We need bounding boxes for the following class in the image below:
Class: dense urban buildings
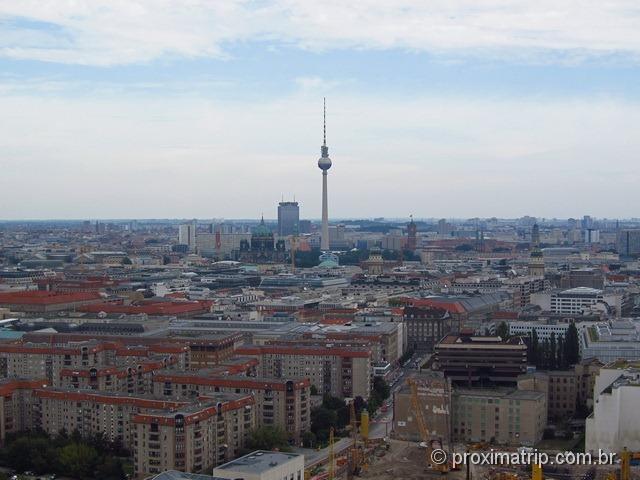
[1,211,640,478]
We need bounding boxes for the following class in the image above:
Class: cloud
[1,1,640,65]
[0,92,639,219]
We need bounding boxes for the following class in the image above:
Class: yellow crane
[350,400,359,476]
[532,462,543,480]
[408,378,449,474]
[329,427,335,480]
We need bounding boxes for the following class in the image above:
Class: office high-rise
[178,220,197,251]
[277,201,299,236]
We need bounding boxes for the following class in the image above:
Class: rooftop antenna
[323,97,327,146]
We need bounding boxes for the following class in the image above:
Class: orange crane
[408,378,449,474]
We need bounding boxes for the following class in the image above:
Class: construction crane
[408,378,449,474]
[348,400,364,477]
[329,427,335,480]
[532,462,543,480]
[290,233,297,274]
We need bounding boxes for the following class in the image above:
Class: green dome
[252,217,273,237]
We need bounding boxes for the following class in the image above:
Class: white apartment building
[531,287,626,317]
[586,361,640,454]
[508,322,570,342]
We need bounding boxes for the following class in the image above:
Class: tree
[496,321,509,340]
[58,442,99,479]
[564,322,580,366]
[302,431,317,448]
[96,457,126,480]
[310,384,319,396]
[557,335,565,369]
[529,329,539,366]
[540,338,550,370]
[246,426,290,451]
[310,407,338,442]
[549,332,557,370]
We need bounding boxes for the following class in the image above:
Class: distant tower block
[318,98,332,252]
[529,223,545,277]
[407,215,417,250]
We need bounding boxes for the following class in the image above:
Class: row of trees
[305,378,391,448]
[0,431,128,480]
[529,322,580,370]
[496,321,581,370]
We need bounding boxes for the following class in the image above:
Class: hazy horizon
[2,2,640,219]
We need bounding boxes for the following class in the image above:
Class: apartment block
[236,345,372,399]
[0,340,187,386]
[151,371,311,443]
[0,379,47,444]
[132,395,254,478]
[31,386,254,478]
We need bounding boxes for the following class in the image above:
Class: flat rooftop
[152,471,226,480]
[215,450,303,474]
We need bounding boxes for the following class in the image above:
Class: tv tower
[318,98,332,251]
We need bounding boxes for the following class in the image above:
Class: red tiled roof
[34,389,187,409]
[0,379,48,396]
[152,373,309,391]
[399,297,466,314]
[0,291,103,305]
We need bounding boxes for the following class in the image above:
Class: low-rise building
[213,451,305,480]
[581,320,640,363]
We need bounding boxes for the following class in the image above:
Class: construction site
[308,374,640,480]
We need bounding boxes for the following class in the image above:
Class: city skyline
[1,2,640,219]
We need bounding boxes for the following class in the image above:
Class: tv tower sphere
[318,98,331,171]
[318,154,332,171]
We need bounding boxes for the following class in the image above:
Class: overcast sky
[1,1,639,220]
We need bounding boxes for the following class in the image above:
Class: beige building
[0,340,187,386]
[132,395,255,478]
[236,344,371,399]
[393,372,452,442]
[0,379,47,444]
[151,371,311,444]
[31,387,254,478]
[213,451,305,480]
[394,378,546,446]
[517,359,602,421]
[451,388,546,446]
